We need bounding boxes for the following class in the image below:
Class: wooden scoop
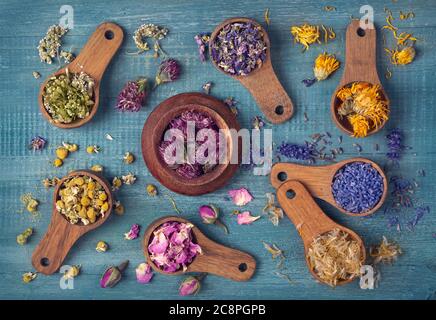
[32,170,113,274]
[38,22,124,129]
[143,216,256,281]
[276,180,366,286]
[271,157,388,216]
[331,20,390,136]
[209,17,294,124]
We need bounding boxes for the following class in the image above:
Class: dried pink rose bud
[228,188,253,206]
[100,260,129,288]
[199,205,228,234]
[179,275,203,296]
[237,211,261,225]
[135,262,153,284]
[124,224,140,240]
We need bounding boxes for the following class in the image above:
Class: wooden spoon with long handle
[38,22,123,129]
[144,216,256,281]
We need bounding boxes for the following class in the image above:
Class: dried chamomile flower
[114,201,125,215]
[123,152,135,164]
[86,145,100,154]
[122,173,136,185]
[146,184,157,196]
[133,24,168,57]
[90,164,104,172]
[37,25,68,64]
[55,146,69,160]
[370,236,402,264]
[62,142,78,152]
[60,50,74,63]
[96,241,108,252]
[17,228,33,245]
[112,177,122,191]
[63,265,81,279]
[22,272,37,283]
[32,71,41,79]
[385,46,415,65]
[29,136,47,151]
[53,158,63,167]
[20,193,39,213]
[43,177,60,188]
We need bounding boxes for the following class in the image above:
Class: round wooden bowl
[141,92,241,196]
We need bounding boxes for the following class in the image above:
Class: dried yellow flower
[20,193,39,213]
[112,177,122,191]
[53,158,63,167]
[55,147,69,160]
[290,24,320,51]
[313,52,340,81]
[96,241,108,252]
[123,152,135,164]
[146,184,158,196]
[42,177,60,188]
[62,142,78,152]
[86,145,100,154]
[23,272,37,283]
[90,164,103,172]
[385,46,415,65]
[348,114,370,138]
[63,265,81,279]
[370,236,402,264]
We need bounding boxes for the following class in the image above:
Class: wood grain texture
[0,0,435,300]
[210,17,294,123]
[38,22,124,129]
[143,216,256,281]
[276,180,366,286]
[270,157,388,216]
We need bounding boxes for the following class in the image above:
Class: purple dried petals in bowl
[331,162,384,214]
[158,109,220,179]
[211,21,267,76]
[148,221,202,273]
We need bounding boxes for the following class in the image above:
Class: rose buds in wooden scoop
[32,170,113,275]
[276,180,366,286]
[209,17,294,124]
[271,157,388,216]
[143,216,256,281]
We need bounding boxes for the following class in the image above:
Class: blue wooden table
[0,0,435,300]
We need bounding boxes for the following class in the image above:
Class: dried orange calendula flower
[385,46,415,65]
[290,24,320,51]
[348,114,370,138]
[370,236,402,264]
[314,52,340,81]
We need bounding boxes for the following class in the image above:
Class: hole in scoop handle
[193,242,256,281]
[31,212,84,275]
[239,62,293,124]
[67,22,124,81]
[276,180,337,247]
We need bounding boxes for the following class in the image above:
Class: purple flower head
[155,59,181,86]
[29,136,47,151]
[115,79,147,112]
[194,33,210,62]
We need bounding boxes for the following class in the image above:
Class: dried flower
[291,23,335,51]
[277,142,315,162]
[43,70,94,124]
[136,263,153,284]
[121,173,136,185]
[17,228,33,245]
[20,193,39,214]
[194,33,210,62]
[408,206,429,230]
[370,236,402,264]
[22,272,37,283]
[146,184,158,196]
[324,6,336,11]
[114,201,125,215]
[100,260,129,288]
[383,8,417,47]
[211,21,267,76]
[263,193,284,226]
[42,177,60,188]
[124,224,140,240]
[348,114,370,138]
[304,52,340,86]
[228,188,253,206]
[55,147,69,160]
[90,164,103,172]
[112,177,122,191]
[386,128,404,163]
[62,142,78,152]
[332,162,384,214]
[60,50,74,63]
[32,71,41,79]
[237,211,260,225]
[115,79,147,112]
[155,59,180,87]
[307,229,363,287]
[252,116,265,130]
[133,24,168,57]
[386,46,415,65]
[179,275,204,296]
[96,241,108,253]
[37,25,68,64]
[86,145,100,154]
[223,97,238,115]
[202,81,212,94]
[63,265,81,279]
[264,8,270,25]
[29,136,46,151]
[199,204,228,234]
[53,158,63,167]
[148,221,202,273]
[123,152,135,164]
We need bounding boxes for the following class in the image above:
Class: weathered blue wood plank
[0,0,435,300]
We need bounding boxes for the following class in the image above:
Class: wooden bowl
[143,216,256,281]
[32,170,113,274]
[209,17,294,124]
[141,92,241,196]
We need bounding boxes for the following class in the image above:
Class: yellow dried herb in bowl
[306,229,363,287]
[56,175,109,225]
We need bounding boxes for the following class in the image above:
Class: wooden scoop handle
[276,180,338,248]
[239,60,294,124]
[340,20,380,86]
[31,212,85,275]
[66,22,124,81]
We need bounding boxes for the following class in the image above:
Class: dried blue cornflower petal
[115,79,147,112]
[194,33,210,62]
[331,162,384,214]
[211,22,267,76]
[155,59,181,87]
[386,128,405,163]
[302,78,317,87]
[407,206,429,229]
[29,136,47,151]
[390,176,414,208]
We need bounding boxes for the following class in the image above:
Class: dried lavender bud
[332,162,384,214]
[115,79,147,112]
[211,21,267,76]
[155,59,180,86]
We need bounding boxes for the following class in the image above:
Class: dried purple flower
[155,59,180,87]
[194,33,210,62]
[277,142,315,162]
[407,206,429,229]
[390,176,414,208]
[115,79,147,112]
[386,128,404,163]
[124,224,140,240]
[223,97,238,115]
[29,136,47,151]
[302,78,316,87]
[332,162,384,214]
[202,81,212,94]
[211,22,267,76]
